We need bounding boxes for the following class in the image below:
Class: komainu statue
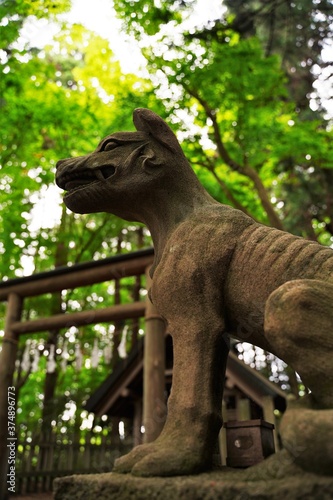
[56,109,333,478]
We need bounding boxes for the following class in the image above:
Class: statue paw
[113,435,212,477]
[113,443,156,474]
[131,446,210,477]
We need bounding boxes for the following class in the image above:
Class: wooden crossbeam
[11,301,146,335]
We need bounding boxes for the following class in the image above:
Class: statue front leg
[114,316,229,476]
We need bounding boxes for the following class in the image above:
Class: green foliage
[113,0,187,37]
[0,20,153,279]
[1,7,154,445]
[0,0,71,50]
[114,0,333,239]
[224,0,333,112]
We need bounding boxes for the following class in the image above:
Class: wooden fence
[15,431,132,494]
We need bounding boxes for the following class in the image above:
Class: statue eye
[102,141,119,152]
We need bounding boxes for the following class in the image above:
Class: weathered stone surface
[280,405,333,476]
[54,467,333,500]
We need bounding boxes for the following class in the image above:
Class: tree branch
[196,160,257,220]
[185,87,284,229]
[186,87,243,172]
[242,165,284,230]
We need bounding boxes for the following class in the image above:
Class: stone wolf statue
[56,109,333,478]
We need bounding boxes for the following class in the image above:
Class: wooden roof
[86,335,286,418]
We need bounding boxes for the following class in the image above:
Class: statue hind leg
[264,279,333,476]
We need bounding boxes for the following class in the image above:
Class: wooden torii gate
[0,248,166,499]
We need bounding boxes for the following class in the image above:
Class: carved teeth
[93,166,116,181]
[95,169,105,181]
[57,165,115,191]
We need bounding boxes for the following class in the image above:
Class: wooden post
[219,399,228,465]
[262,395,279,450]
[237,398,251,421]
[143,267,166,444]
[133,399,142,447]
[0,293,22,500]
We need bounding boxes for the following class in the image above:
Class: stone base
[54,463,333,500]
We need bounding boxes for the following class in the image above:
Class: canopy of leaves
[114,0,333,239]
[1,2,155,444]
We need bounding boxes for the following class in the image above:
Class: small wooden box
[224,419,275,468]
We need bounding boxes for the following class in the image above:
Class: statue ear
[141,146,163,169]
[133,108,182,154]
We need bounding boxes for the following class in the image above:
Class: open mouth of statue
[58,165,116,192]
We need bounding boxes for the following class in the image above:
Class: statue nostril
[56,158,73,170]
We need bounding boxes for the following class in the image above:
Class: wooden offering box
[224,419,275,468]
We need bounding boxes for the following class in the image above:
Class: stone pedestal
[54,459,333,500]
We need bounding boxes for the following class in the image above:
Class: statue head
[55,109,189,220]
